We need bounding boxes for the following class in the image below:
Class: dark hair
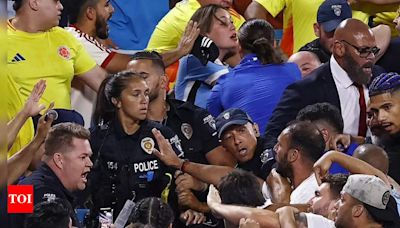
[321,174,348,199]
[369,72,400,97]
[131,51,166,73]
[190,4,227,34]
[128,197,174,228]
[13,0,24,12]
[218,169,265,207]
[238,19,284,64]
[296,102,344,133]
[25,198,73,228]
[45,123,90,156]
[93,71,145,125]
[67,0,98,24]
[286,121,325,163]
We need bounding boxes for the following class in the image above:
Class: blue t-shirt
[108,0,169,50]
[207,54,301,133]
[329,143,358,174]
[175,55,229,108]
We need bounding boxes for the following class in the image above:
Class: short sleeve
[159,126,185,158]
[71,37,97,76]
[196,111,220,154]
[255,0,286,17]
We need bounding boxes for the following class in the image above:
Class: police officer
[10,122,93,228]
[89,71,184,221]
[152,108,276,186]
[127,51,236,167]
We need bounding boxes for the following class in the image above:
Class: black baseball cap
[215,108,253,138]
[317,0,352,32]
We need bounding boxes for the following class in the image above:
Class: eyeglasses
[341,40,380,58]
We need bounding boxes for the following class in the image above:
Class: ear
[313,23,320,37]
[160,74,168,90]
[288,148,299,163]
[85,6,96,21]
[53,153,64,169]
[319,128,330,144]
[333,40,345,57]
[252,123,260,137]
[111,97,121,108]
[29,0,39,11]
[352,204,364,218]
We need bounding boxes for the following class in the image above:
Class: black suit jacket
[263,62,341,148]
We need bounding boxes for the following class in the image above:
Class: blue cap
[215,108,253,138]
[317,0,352,32]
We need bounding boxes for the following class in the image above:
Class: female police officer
[88,71,184,221]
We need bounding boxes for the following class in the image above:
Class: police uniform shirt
[237,137,276,180]
[89,119,184,216]
[166,98,219,164]
[299,38,331,63]
[10,163,81,228]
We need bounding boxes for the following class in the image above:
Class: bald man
[264,18,381,149]
[288,51,321,77]
[353,144,389,175]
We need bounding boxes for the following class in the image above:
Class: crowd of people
[3,0,400,227]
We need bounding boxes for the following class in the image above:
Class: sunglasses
[341,40,380,58]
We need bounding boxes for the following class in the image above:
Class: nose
[58,0,64,11]
[232,134,241,145]
[377,110,388,122]
[87,158,93,168]
[333,199,340,210]
[109,4,115,14]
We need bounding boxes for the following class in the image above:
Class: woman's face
[206,9,238,51]
[114,78,149,121]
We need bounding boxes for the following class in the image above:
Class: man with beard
[206,174,348,227]
[264,18,379,150]
[152,116,325,205]
[367,72,400,183]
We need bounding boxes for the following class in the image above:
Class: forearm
[371,24,391,62]
[161,48,186,67]
[7,110,30,150]
[328,151,390,184]
[7,137,42,184]
[209,203,280,228]
[183,161,234,186]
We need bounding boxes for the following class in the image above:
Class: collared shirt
[330,56,369,136]
[165,98,219,164]
[207,54,301,133]
[89,119,183,216]
[10,163,80,228]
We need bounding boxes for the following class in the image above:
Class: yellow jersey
[147,0,245,53]
[7,20,96,156]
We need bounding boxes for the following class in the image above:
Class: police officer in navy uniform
[127,51,236,167]
[127,51,236,227]
[10,122,93,228]
[89,71,184,222]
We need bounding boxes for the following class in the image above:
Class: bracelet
[180,159,189,172]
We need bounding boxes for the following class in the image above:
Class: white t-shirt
[305,213,336,228]
[261,173,319,205]
[65,27,115,128]
[290,173,319,204]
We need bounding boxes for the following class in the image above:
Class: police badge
[141,137,155,154]
[181,123,193,140]
[332,5,342,17]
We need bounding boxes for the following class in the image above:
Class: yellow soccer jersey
[7,21,96,156]
[257,0,325,54]
[147,0,245,53]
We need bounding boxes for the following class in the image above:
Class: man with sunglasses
[264,18,380,151]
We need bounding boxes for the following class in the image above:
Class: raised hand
[23,80,47,117]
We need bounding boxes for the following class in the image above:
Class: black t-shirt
[299,38,331,63]
[237,137,276,180]
[10,163,80,228]
[379,134,400,183]
[89,119,183,216]
[166,98,220,164]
